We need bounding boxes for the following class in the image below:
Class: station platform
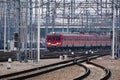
[0,58,66,76]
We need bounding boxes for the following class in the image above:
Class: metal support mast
[29,0,33,60]
[24,0,29,62]
[46,0,50,34]
[62,0,65,32]
[37,0,41,62]
[51,0,56,32]
[118,0,120,58]
[4,1,7,52]
[112,0,115,59]
[15,0,21,61]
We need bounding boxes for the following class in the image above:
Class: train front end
[46,32,62,51]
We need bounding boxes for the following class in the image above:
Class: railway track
[73,54,111,80]
[73,63,90,80]
[75,62,111,80]
[0,54,111,80]
[86,61,111,80]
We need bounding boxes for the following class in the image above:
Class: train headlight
[56,42,61,45]
[47,42,51,45]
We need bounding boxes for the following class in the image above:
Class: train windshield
[47,36,60,42]
[56,36,60,41]
[47,37,52,41]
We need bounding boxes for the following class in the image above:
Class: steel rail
[73,54,110,80]
[0,53,109,80]
[87,61,111,80]
[73,63,90,80]
[0,56,87,79]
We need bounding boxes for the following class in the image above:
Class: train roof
[47,32,110,37]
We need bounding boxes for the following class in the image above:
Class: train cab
[46,32,62,47]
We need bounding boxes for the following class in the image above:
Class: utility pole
[15,0,21,61]
[118,0,120,58]
[37,0,41,62]
[30,0,33,60]
[112,0,115,59]
[24,0,29,62]
[67,5,70,32]
[62,0,65,32]
[46,0,50,35]
[4,2,6,52]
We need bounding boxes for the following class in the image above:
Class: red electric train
[46,32,111,51]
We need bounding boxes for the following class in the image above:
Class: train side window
[77,37,79,41]
[68,36,70,41]
[65,37,67,40]
[62,37,64,41]
[81,37,83,41]
[66,37,68,41]
[76,36,78,41]
[71,37,72,41]
[102,38,104,41]
[79,37,81,40]
[86,37,88,41]
[64,37,66,41]
[94,37,96,41]
[78,37,80,40]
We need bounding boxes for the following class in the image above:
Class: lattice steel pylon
[40,0,114,32]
